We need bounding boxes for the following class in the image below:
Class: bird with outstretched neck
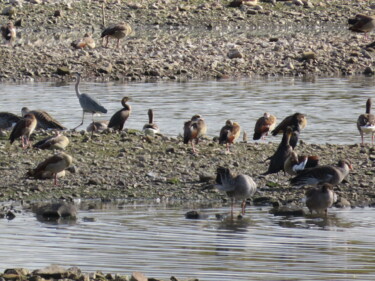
[357,98,375,146]
[108,96,131,131]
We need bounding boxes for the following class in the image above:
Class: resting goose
[305,183,337,216]
[27,152,73,185]
[33,131,69,150]
[263,126,293,175]
[215,167,257,216]
[183,114,207,154]
[21,107,66,130]
[9,113,37,148]
[290,159,352,187]
[0,112,21,130]
[101,22,132,48]
[253,112,277,141]
[357,98,375,146]
[142,109,159,135]
[108,97,131,131]
[348,14,375,39]
[284,151,319,176]
[219,120,241,153]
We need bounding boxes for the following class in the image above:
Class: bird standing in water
[305,183,337,216]
[183,114,207,154]
[73,72,107,130]
[9,113,37,149]
[219,120,241,153]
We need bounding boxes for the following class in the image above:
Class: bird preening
[183,114,207,154]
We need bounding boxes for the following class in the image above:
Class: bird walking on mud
[218,120,241,153]
[108,96,131,131]
[357,98,375,146]
[253,112,277,141]
[73,72,107,130]
[9,113,37,149]
[305,183,337,216]
[183,114,207,155]
[101,22,132,48]
[215,167,257,217]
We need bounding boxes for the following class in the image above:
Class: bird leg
[73,111,85,130]
[53,173,58,186]
[191,141,198,155]
[230,198,234,219]
[226,143,230,154]
[360,131,364,146]
[117,38,120,48]
[372,132,374,146]
[241,200,247,215]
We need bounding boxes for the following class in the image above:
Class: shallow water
[1,201,375,280]
[1,76,375,144]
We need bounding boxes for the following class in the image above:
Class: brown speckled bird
[253,112,277,141]
[219,120,241,153]
[183,114,207,154]
[357,98,375,146]
[21,107,66,130]
[9,113,37,149]
[101,22,132,48]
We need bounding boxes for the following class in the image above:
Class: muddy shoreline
[0,0,375,82]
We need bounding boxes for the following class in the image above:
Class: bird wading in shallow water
[215,167,257,217]
[253,112,277,141]
[357,98,375,146]
[27,152,73,186]
[183,114,207,155]
[305,183,337,216]
[219,120,241,153]
[108,96,131,131]
[290,159,353,187]
[73,72,107,130]
[9,113,37,149]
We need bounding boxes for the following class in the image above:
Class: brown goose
[305,183,337,216]
[271,112,306,136]
[284,151,319,176]
[253,112,277,141]
[101,22,132,48]
[27,152,73,186]
[0,112,21,130]
[71,33,96,49]
[263,126,293,175]
[9,113,37,148]
[215,167,257,216]
[33,131,69,150]
[357,98,375,146]
[183,114,207,154]
[290,159,352,187]
[349,14,375,39]
[142,109,159,135]
[219,120,241,153]
[21,107,66,130]
[1,21,16,43]
[108,97,131,131]
[87,120,109,132]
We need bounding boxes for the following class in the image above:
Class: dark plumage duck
[183,114,207,154]
[142,109,159,135]
[263,126,293,175]
[215,167,257,216]
[357,98,375,146]
[9,113,37,148]
[27,152,73,186]
[33,132,69,150]
[253,112,277,141]
[284,151,319,176]
[101,22,132,48]
[271,112,306,136]
[348,14,375,39]
[290,159,352,187]
[0,112,21,130]
[1,21,16,43]
[21,107,66,131]
[108,97,131,131]
[219,120,241,153]
[305,183,337,216]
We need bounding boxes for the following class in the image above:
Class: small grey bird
[305,183,337,216]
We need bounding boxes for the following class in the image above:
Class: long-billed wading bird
[253,112,277,141]
[101,22,132,48]
[219,120,241,153]
[215,167,257,217]
[305,183,337,216]
[290,159,353,187]
[142,109,159,135]
[27,152,73,186]
[73,72,107,130]
[9,113,37,149]
[357,98,375,146]
[183,114,207,155]
[108,96,131,131]
[21,107,66,130]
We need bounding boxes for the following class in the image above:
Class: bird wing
[290,166,335,186]
[271,115,293,136]
[31,110,66,130]
[79,93,107,114]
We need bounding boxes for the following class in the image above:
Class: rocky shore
[0,0,375,81]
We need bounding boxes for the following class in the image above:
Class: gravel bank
[0,0,375,81]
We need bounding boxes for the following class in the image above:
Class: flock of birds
[0,12,375,217]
